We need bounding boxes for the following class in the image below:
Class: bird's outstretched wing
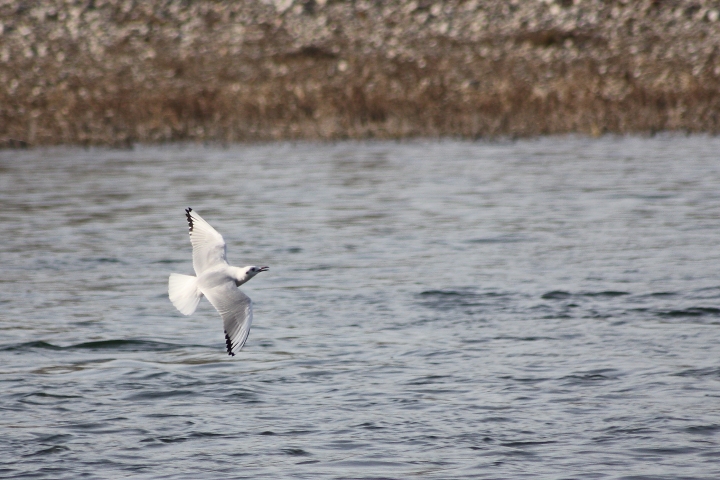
[203,281,254,356]
[185,208,228,275]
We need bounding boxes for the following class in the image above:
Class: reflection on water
[2,136,720,478]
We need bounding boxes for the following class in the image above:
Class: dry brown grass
[2,0,720,147]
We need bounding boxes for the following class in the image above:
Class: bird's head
[245,265,269,278]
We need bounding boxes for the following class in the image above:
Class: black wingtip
[185,208,193,232]
[224,331,235,356]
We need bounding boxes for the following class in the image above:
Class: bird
[168,208,268,356]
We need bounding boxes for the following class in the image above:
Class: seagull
[168,208,268,356]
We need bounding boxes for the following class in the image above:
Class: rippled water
[2,136,720,479]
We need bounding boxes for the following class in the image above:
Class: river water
[2,136,720,479]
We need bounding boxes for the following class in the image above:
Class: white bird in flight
[168,208,268,356]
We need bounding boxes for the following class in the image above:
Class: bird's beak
[258,266,269,272]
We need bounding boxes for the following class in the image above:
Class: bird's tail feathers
[168,273,202,315]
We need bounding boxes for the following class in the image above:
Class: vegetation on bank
[2,0,720,147]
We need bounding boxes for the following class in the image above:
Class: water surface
[2,136,720,478]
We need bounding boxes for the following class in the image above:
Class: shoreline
[3,131,712,153]
[2,0,720,147]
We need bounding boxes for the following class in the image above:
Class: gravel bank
[2,0,720,146]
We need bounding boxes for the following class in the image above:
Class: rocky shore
[2,0,720,147]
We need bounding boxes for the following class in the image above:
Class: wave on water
[0,341,63,351]
[417,289,510,310]
[674,367,720,378]
[639,306,720,325]
[153,258,186,264]
[465,234,532,244]
[80,257,125,264]
[23,445,71,457]
[0,339,185,353]
[657,307,720,318]
[541,290,630,300]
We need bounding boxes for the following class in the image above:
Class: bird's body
[169,208,267,356]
